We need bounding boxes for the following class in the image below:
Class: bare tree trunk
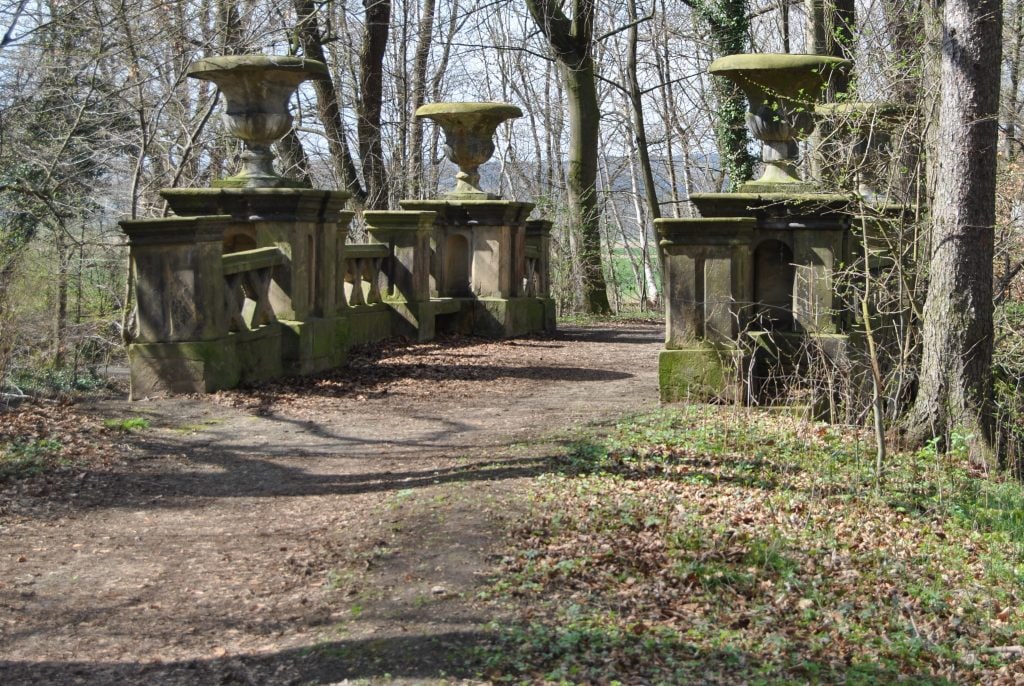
[1004,1,1024,160]
[906,0,1002,466]
[805,0,855,94]
[358,0,391,209]
[293,0,365,200]
[525,0,611,314]
[408,0,436,199]
[626,0,660,224]
[806,0,855,182]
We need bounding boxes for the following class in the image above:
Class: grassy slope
[479,406,1024,685]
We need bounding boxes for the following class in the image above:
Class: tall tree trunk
[805,0,855,93]
[293,0,365,200]
[806,0,855,182]
[525,0,611,314]
[358,0,391,209]
[1004,1,1024,160]
[626,0,660,223]
[906,0,1002,465]
[408,0,436,199]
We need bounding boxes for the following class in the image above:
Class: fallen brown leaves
[212,333,587,419]
[0,401,130,516]
[484,407,1024,684]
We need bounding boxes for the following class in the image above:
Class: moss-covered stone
[128,339,241,399]
[279,317,349,375]
[212,175,310,189]
[345,304,395,346]
[232,325,283,385]
[658,346,740,404]
[471,297,549,338]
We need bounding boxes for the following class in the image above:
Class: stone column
[364,210,436,304]
[655,217,755,402]
[119,215,236,397]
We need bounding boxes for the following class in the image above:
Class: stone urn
[709,53,851,187]
[188,55,329,188]
[416,102,523,199]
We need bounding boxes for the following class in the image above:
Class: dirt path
[0,323,662,685]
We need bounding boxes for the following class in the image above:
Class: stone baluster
[364,211,435,304]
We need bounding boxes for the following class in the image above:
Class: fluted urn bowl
[709,53,851,186]
[188,55,329,188]
[416,102,523,198]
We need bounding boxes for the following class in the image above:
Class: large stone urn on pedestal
[401,102,555,337]
[709,53,849,192]
[121,55,354,398]
[658,54,858,416]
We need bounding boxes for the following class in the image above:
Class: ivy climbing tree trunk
[525,0,611,314]
[685,0,756,190]
[905,0,1002,465]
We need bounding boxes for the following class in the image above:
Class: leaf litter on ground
[479,406,1024,685]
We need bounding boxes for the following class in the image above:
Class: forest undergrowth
[479,406,1024,685]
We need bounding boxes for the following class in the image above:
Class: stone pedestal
[655,217,754,402]
[162,187,353,374]
[365,210,446,340]
[656,194,857,406]
[120,215,240,398]
[399,198,550,337]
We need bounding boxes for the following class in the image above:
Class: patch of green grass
[102,417,150,432]
[10,365,109,395]
[172,418,224,434]
[557,308,664,327]
[0,438,64,478]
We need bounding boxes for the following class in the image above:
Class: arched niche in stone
[224,228,257,254]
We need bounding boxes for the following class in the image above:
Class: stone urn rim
[415,101,523,120]
[187,54,330,81]
[814,101,912,124]
[709,53,851,80]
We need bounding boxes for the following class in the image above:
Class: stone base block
[469,297,553,338]
[129,340,239,399]
[387,298,464,341]
[128,326,284,399]
[280,317,348,375]
[234,326,283,386]
[658,345,741,404]
[346,304,395,346]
